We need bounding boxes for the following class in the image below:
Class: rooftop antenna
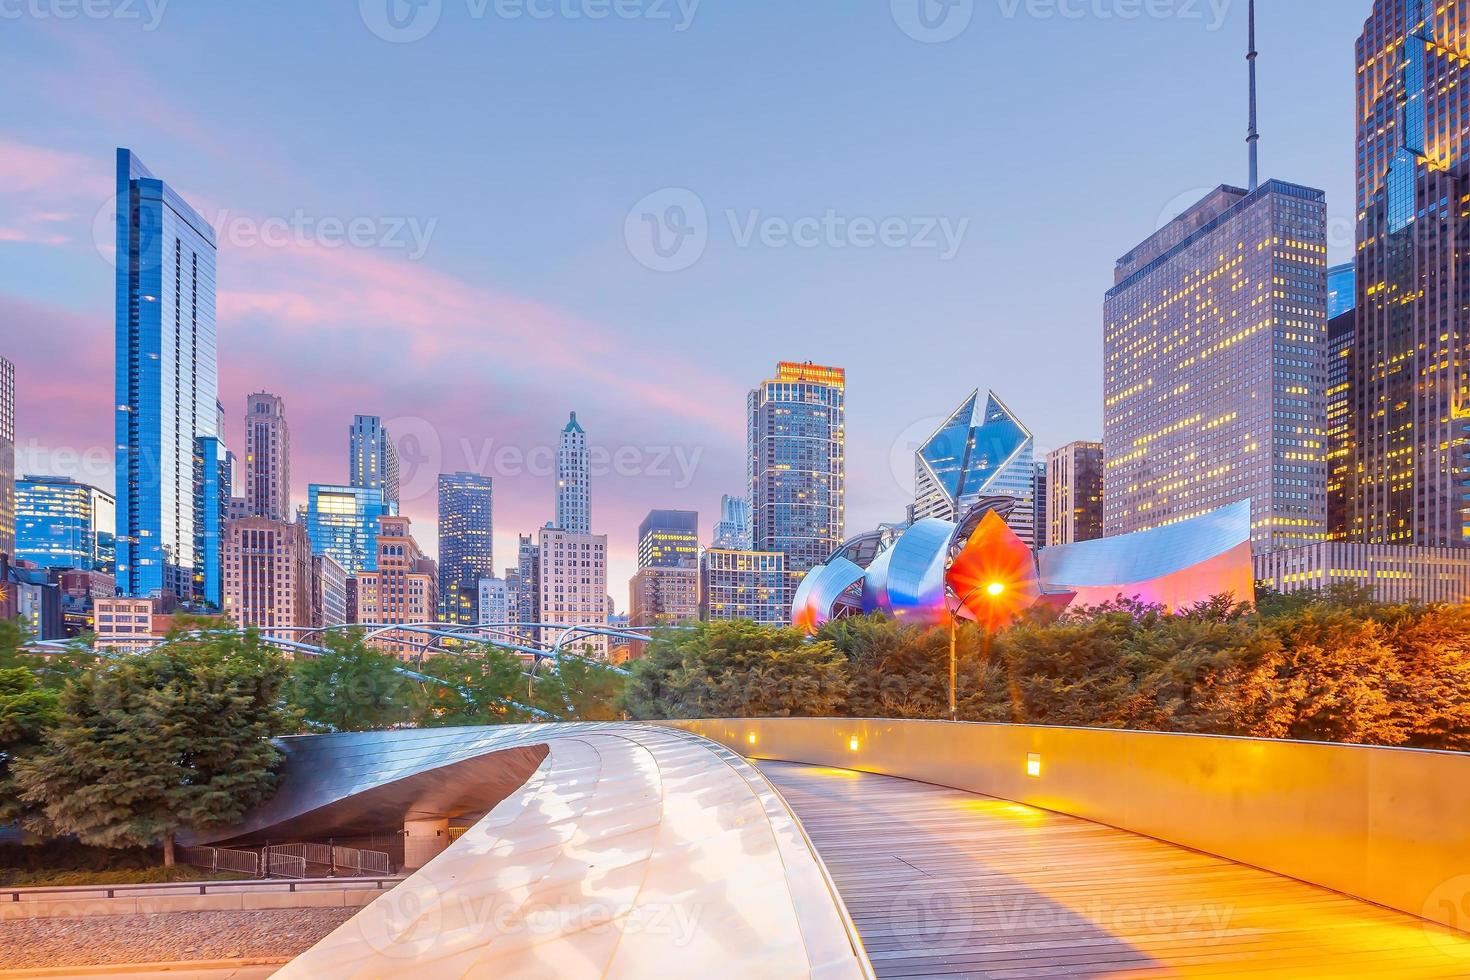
[1247,0,1260,190]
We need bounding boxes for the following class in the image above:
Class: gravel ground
[0,908,358,969]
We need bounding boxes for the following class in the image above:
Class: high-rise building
[556,412,590,534]
[306,484,389,575]
[637,510,699,569]
[1104,182,1328,552]
[437,472,494,622]
[15,476,115,572]
[0,356,13,558]
[913,390,1038,547]
[1327,262,1356,321]
[222,517,312,639]
[312,553,348,628]
[629,567,700,628]
[114,149,219,600]
[1046,442,1105,547]
[699,549,787,625]
[1031,461,1048,552]
[507,534,540,640]
[748,362,845,608]
[349,416,399,511]
[537,526,607,656]
[194,435,230,608]
[354,515,438,659]
[477,577,509,627]
[1351,2,1470,546]
[711,494,752,550]
[1255,542,1470,605]
[244,393,290,521]
[1326,304,1357,541]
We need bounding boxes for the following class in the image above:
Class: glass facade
[711,494,752,550]
[437,471,494,622]
[15,476,115,572]
[1104,181,1328,554]
[307,484,388,576]
[637,509,699,569]
[114,148,218,599]
[0,357,13,559]
[1327,262,1356,321]
[349,416,400,511]
[700,549,787,625]
[913,390,1038,547]
[748,362,845,617]
[194,436,229,608]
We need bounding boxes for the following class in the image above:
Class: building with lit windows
[1103,181,1329,553]
[1351,2,1470,546]
[505,534,540,641]
[637,510,698,569]
[477,577,509,627]
[349,416,399,512]
[437,472,494,623]
[222,517,313,638]
[15,476,115,572]
[0,356,13,559]
[306,484,389,576]
[114,149,219,600]
[354,515,438,659]
[1046,442,1104,547]
[537,526,608,656]
[244,393,291,521]
[913,390,1038,548]
[1326,304,1356,541]
[1255,543,1470,605]
[748,362,845,615]
[629,567,700,628]
[700,548,788,625]
[556,413,590,535]
[711,494,752,550]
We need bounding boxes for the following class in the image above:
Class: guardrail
[2,876,400,903]
[180,845,260,877]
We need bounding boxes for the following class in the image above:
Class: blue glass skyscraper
[307,484,388,576]
[114,149,218,599]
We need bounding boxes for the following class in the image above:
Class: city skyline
[0,3,1367,597]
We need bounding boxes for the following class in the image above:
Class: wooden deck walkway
[758,761,1470,980]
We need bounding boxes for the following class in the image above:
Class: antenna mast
[1247,0,1260,190]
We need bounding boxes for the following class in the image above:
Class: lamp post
[947,581,1005,722]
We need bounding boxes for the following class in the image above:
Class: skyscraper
[354,515,438,659]
[748,362,845,605]
[194,434,230,608]
[637,510,699,569]
[1326,287,1357,541]
[1046,442,1104,547]
[538,525,608,655]
[1103,182,1328,552]
[14,476,115,571]
[349,415,399,512]
[222,517,313,639]
[700,548,787,625]
[437,472,494,622]
[556,412,590,534]
[1327,262,1356,321]
[0,356,13,559]
[913,390,1038,547]
[114,149,219,599]
[244,393,290,521]
[711,494,752,550]
[629,510,700,628]
[306,484,389,575]
[1351,1,1470,546]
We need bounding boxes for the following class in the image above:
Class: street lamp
[947,581,1005,722]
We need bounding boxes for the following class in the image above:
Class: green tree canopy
[14,626,287,865]
[415,647,537,727]
[286,629,419,733]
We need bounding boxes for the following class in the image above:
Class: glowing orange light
[747,732,757,746]
[946,512,1043,632]
[1027,753,1042,777]
[986,582,1006,597]
[848,736,860,752]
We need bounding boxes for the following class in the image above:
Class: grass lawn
[0,866,254,888]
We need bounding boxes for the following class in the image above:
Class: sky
[0,0,1367,607]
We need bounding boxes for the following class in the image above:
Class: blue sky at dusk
[1,0,1365,603]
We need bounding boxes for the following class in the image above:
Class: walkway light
[1027,753,1042,777]
[849,736,860,752]
[747,732,757,746]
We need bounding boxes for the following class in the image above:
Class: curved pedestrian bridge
[203,721,1470,978]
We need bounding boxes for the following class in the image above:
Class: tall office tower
[638,510,699,569]
[537,526,608,656]
[1326,296,1357,541]
[114,150,218,600]
[222,517,312,639]
[437,472,494,622]
[711,494,752,549]
[556,412,591,533]
[0,356,13,558]
[508,534,540,638]
[244,393,290,521]
[699,549,787,625]
[15,477,115,571]
[1031,462,1048,552]
[1353,1,1470,545]
[748,362,846,603]
[349,415,400,512]
[1046,442,1105,547]
[477,577,509,627]
[913,390,1038,547]
[312,553,348,628]
[1327,262,1356,321]
[1104,183,1328,552]
[306,484,389,575]
[354,515,438,659]
[194,435,230,608]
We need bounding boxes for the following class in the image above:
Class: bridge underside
[759,762,1470,979]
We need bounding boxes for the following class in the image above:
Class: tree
[286,629,418,733]
[532,654,627,722]
[0,664,59,825]
[14,626,287,866]
[415,647,535,727]
[621,621,849,720]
